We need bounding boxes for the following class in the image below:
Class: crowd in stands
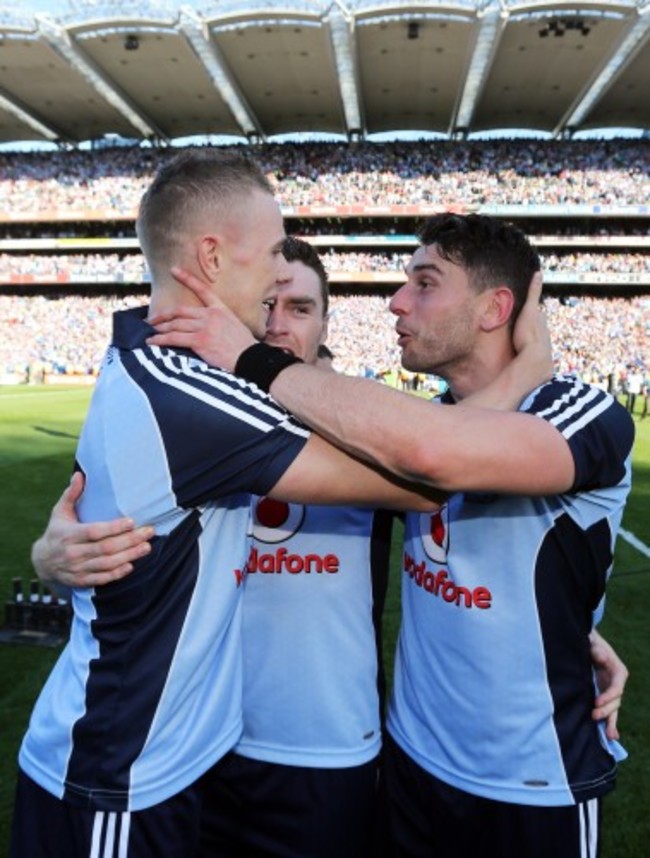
[0,253,147,281]
[321,250,650,276]
[0,138,648,214]
[542,252,649,275]
[0,293,143,379]
[1,249,648,281]
[1,291,647,390]
[0,138,647,393]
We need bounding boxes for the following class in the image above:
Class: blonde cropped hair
[136,149,274,281]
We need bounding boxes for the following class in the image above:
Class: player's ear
[196,234,221,282]
[480,286,514,332]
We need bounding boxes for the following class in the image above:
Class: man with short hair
[149,212,634,858]
[10,152,443,858]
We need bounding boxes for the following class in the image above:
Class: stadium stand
[0,140,647,387]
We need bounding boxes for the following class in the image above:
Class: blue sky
[11,1,69,10]
[9,1,201,11]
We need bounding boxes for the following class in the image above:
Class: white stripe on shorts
[579,798,599,858]
[89,810,132,858]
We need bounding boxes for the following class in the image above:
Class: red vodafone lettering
[403,551,492,609]
[246,547,339,574]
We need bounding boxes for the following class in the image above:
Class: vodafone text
[234,547,340,584]
[403,551,492,609]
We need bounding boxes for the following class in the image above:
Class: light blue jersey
[19,306,309,812]
[387,375,634,807]
[235,500,393,767]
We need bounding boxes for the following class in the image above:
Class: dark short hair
[417,213,540,323]
[281,236,329,317]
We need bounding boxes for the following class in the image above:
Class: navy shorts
[383,734,602,858]
[10,768,204,858]
[197,751,382,858]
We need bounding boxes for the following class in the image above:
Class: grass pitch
[0,385,648,856]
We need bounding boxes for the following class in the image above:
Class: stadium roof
[0,0,648,146]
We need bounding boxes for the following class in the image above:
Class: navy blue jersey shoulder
[112,306,310,504]
[523,375,634,492]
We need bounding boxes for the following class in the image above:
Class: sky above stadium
[4,0,644,148]
[13,1,89,9]
[8,1,211,12]
[12,1,201,10]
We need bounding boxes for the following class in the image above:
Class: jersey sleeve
[123,344,311,507]
[524,375,635,493]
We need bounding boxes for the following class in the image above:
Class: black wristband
[235,342,304,392]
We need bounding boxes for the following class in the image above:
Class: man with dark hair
[417,214,539,323]
[280,234,330,315]
[198,237,394,857]
[147,211,634,858]
[316,342,335,367]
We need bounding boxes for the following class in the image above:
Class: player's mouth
[266,339,295,357]
[395,327,412,348]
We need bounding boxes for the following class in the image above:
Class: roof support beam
[452,4,506,134]
[35,14,164,140]
[327,3,362,135]
[178,7,261,138]
[557,7,650,134]
[0,89,62,141]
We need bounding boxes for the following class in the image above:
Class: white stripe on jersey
[133,347,308,437]
[531,375,585,419]
[561,394,612,441]
[579,798,599,858]
[166,350,302,423]
[533,377,611,440]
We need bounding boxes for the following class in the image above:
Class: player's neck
[447,342,514,402]
[148,280,203,319]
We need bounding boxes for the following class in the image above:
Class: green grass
[0,386,91,850]
[0,385,648,855]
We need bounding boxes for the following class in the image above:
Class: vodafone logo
[405,505,491,609]
[252,497,305,544]
[244,497,340,576]
[418,507,450,564]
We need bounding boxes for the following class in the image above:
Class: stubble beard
[400,333,449,376]
[401,329,473,380]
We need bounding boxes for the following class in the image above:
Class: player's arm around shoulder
[146,266,615,500]
[266,432,444,512]
[269,365,576,497]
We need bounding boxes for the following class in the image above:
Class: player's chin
[400,351,420,372]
